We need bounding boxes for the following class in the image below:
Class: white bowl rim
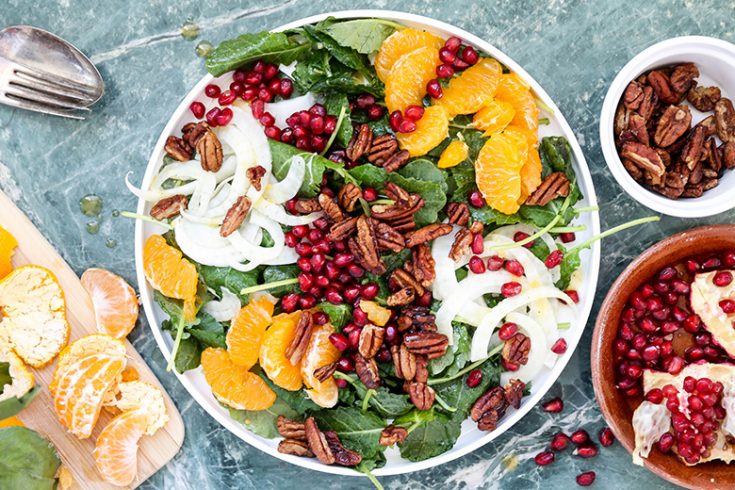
[134,9,602,477]
[599,35,735,219]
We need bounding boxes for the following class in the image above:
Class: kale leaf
[318,18,396,54]
[228,398,298,439]
[206,32,310,77]
[269,140,328,197]
[0,426,60,490]
[197,265,258,301]
[395,408,462,462]
[314,406,385,459]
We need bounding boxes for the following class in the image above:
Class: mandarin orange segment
[201,347,276,410]
[434,58,502,115]
[474,99,516,135]
[81,268,139,339]
[438,140,470,169]
[375,28,444,82]
[495,73,539,139]
[301,324,340,408]
[475,133,525,215]
[395,105,449,157]
[0,416,24,428]
[0,225,17,279]
[519,149,544,202]
[143,235,198,320]
[226,296,275,368]
[385,46,440,114]
[93,409,149,487]
[259,312,303,391]
[51,334,127,395]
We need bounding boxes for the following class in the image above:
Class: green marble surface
[0,1,732,488]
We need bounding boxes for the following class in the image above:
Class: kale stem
[549,225,587,233]
[166,313,186,372]
[573,205,599,214]
[433,392,457,412]
[320,104,347,157]
[362,389,376,411]
[535,98,555,115]
[370,199,395,206]
[568,216,660,255]
[427,343,504,386]
[240,278,298,295]
[119,211,174,230]
[359,466,385,490]
[449,123,474,130]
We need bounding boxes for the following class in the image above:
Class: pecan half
[324,431,362,467]
[358,324,385,359]
[355,354,381,389]
[346,124,373,161]
[654,105,692,147]
[337,183,361,213]
[669,63,699,94]
[351,216,385,275]
[622,113,649,146]
[374,221,406,252]
[314,362,337,383]
[387,287,415,307]
[397,305,435,332]
[197,129,224,172]
[383,182,410,204]
[285,312,314,366]
[682,183,703,198]
[408,382,435,410]
[620,141,666,182]
[150,194,188,220]
[688,86,721,112]
[318,193,345,222]
[446,202,470,226]
[623,81,644,110]
[371,194,424,222]
[383,150,411,173]
[278,439,314,458]
[704,137,723,173]
[622,159,643,180]
[379,426,408,446]
[165,135,192,161]
[703,177,719,191]
[647,70,678,104]
[502,333,530,366]
[615,105,630,137]
[293,198,321,214]
[182,122,209,148]
[477,406,506,431]
[403,331,449,359]
[220,196,251,237]
[415,355,428,383]
[471,386,507,422]
[391,344,417,380]
[697,115,717,138]
[525,172,570,206]
[681,125,706,170]
[304,417,335,465]
[714,98,735,143]
[449,228,472,262]
[722,141,735,169]
[637,86,657,121]
[277,416,306,440]
[368,134,399,165]
[246,165,267,191]
[390,268,425,297]
[328,217,357,241]
[689,160,703,185]
[405,223,453,248]
[504,379,526,410]
[390,215,417,232]
[406,244,435,288]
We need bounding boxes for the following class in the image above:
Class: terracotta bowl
[591,224,735,489]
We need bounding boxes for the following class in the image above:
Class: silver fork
[0,57,99,119]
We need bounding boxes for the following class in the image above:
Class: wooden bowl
[591,224,735,489]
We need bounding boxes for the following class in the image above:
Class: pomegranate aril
[308,104,326,117]
[469,256,486,274]
[348,264,365,278]
[337,356,354,373]
[574,444,598,458]
[367,105,384,120]
[534,450,555,466]
[720,299,735,314]
[279,78,294,98]
[714,271,734,287]
[468,190,485,208]
[218,90,237,106]
[310,115,325,134]
[251,99,265,118]
[206,107,222,126]
[686,259,701,273]
[639,317,657,333]
[466,369,482,388]
[355,93,376,109]
[646,388,664,404]
[545,250,564,269]
[598,427,615,447]
[376,348,392,363]
[565,290,580,304]
[426,79,443,98]
[190,101,205,118]
[267,78,281,95]
[439,47,456,64]
[487,255,504,271]
[258,88,273,102]
[550,432,570,451]
[513,231,532,247]
[216,108,233,126]
[498,323,518,341]
[724,251,735,267]
[504,259,525,277]
[259,112,275,127]
[445,36,462,52]
[329,333,349,351]
[242,87,258,101]
[576,471,596,487]
[703,257,722,270]
[398,119,416,133]
[361,283,379,300]
[642,345,660,362]
[551,338,567,354]
[683,314,702,333]
[347,328,361,349]
[542,397,563,413]
[204,84,221,98]
[230,82,244,95]
[559,232,576,243]
[281,293,300,313]
[389,110,403,131]
[404,105,425,121]
[570,429,589,445]
[452,57,469,69]
[264,126,281,140]
[471,233,484,254]
[353,307,368,326]
[461,46,479,64]
[263,64,278,81]
[343,286,361,303]
[501,282,522,297]
[436,63,455,79]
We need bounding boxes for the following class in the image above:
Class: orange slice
[0,225,17,279]
[438,140,469,169]
[51,334,127,395]
[93,409,149,486]
[0,265,69,368]
[143,235,198,322]
[395,105,449,157]
[495,73,539,140]
[475,133,525,215]
[385,46,440,114]
[226,296,275,368]
[375,28,444,82]
[474,99,516,135]
[200,347,276,410]
[434,58,502,115]
[359,300,392,327]
[259,312,303,391]
[81,268,139,339]
[301,324,340,408]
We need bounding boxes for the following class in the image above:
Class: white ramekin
[600,36,735,218]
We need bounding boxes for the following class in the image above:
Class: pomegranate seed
[347,328,361,349]
[551,432,570,451]
[189,101,205,118]
[335,378,348,389]
[720,299,735,314]
[245,71,262,85]
[216,108,233,126]
[599,427,615,447]
[545,250,564,269]
[361,283,379,300]
[469,256,486,274]
[683,314,702,333]
[576,471,596,486]
[445,36,462,52]
[639,283,655,298]
[348,264,365,278]
[389,110,403,131]
[277,78,293,98]
[436,63,455,78]
[267,78,281,95]
[355,93,376,109]
[362,105,381,120]
[468,190,485,208]
[551,338,568,354]
[281,293,299,313]
[513,231,534,248]
[258,88,273,102]
[309,104,326,117]
[313,312,329,325]
[461,46,479,64]
[206,106,221,126]
[264,126,281,140]
[426,79,443,98]
[404,105,425,121]
[295,242,312,257]
[353,307,368,326]
[714,271,734,287]
[570,429,589,445]
[259,112,275,127]
[659,266,677,281]
[398,119,416,133]
[498,323,518,341]
[310,115,325,134]
[559,232,576,243]
[359,187,377,202]
[686,259,701,273]
[646,388,664,404]
[298,272,314,292]
[329,333,349,351]
[320,115,336,134]
[204,84,221,98]
[263,64,278,81]
[724,251,735,267]
[504,259,525,277]
[242,87,258,101]
[466,369,483,388]
[376,348,392,363]
[385,325,399,345]
[501,282,522,297]
[284,232,298,248]
[671,279,690,294]
[486,255,504,271]
[439,47,456,64]
[217,90,236,106]
[665,356,685,375]
[453,56,469,69]
[542,397,564,413]
[230,82,244,95]
[639,318,657,333]
[343,286,360,303]
[337,357,354,373]
[251,99,265,118]
[280,127,294,143]
[471,233,484,255]
[703,257,722,270]
[534,451,555,466]
[574,444,598,458]
[657,433,674,452]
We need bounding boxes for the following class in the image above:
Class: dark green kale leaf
[171,337,201,373]
[228,398,298,439]
[0,362,10,393]
[197,265,259,301]
[262,265,300,296]
[303,25,372,78]
[317,303,352,328]
[187,312,226,349]
[313,406,385,459]
[429,323,471,377]
[395,408,462,462]
[260,375,321,415]
[206,32,311,77]
[433,357,501,419]
[317,18,396,54]
[269,140,328,197]
[325,93,354,148]
[344,376,413,418]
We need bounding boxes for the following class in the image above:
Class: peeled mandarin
[395,105,449,157]
[385,46,440,114]
[475,133,525,215]
[201,347,276,410]
[259,312,303,391]
[226,296,275,368]
[473,99,515,135]
[438,140,470,169]
[495,73,539,139]
[375,28,444,82]
[434,58,502,115]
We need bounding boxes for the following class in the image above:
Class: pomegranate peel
[690,270,735,357]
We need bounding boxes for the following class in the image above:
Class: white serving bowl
[134,9,601,477]
[600,36,735,218]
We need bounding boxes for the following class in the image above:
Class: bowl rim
[599,35,735,219]
[133,9,602,477]
[591,224,735,489]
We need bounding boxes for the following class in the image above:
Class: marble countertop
[1,1,733,488]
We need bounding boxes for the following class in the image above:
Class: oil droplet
[86,220,100,235]
[112,209,120,218]
[79,194,103,217]
[195,40,213,58]
[180,17,200,40]
[105,238,117,249]
[502,453,518,472]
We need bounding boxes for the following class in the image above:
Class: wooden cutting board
[0,190,185,489]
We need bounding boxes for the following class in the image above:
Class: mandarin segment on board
[81,268,139,339]
[434,58,502,115]
[495,72,540,140]
[475,133,526,215]
[395,105,450,157]
[259,312,303,391]
[143,234,198,321]
[473,99,516,136]
[200,347,276,410]
[375,28,444,82]
[385,46,440,114]
[301,324,341,408]
[438,140,470,169]
[225,296,275,368]
[0,225,17,279]
[93,410,150,487]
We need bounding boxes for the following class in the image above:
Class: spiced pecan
[446,202,470,226]
[371,194,424,222]
[314,362,337,383]
[346,124,373,161]
[408,382,435,410]
[220,196,251,237]
[502,333,531,366]
[647,70,678,104]
[654,105,692,147]
[324,431,362,467]
[379,426,408,446]
[328,217,357,241]
[623,81,644,110]
[703,177,719,191]
[358,324,385,359]
[621,113,649,146]
[390,215,417,232]
[383,150,411,173]
[278,439,314,458]
[391,344,417,380]
[197,129,224,172]
[704,137,723,173]
[277,416,306,440]
[689,160,703,185]
[318,193,345,222]
[669,63,699,94]
[182,122,209,147]
[150,195,188,220]
[407,244,435,288]
[525,172,570,206]
[622,159,643,180]
[368,134,399,165]
[383,182,410,204]
[355,354,381,389]
[703,168,719,180]
[387,287,415,307]
[477,407,506,431]
[292,198,320,214]
[620,141,666,182]
[405,223,453,248]
[351,216,385,275]
[688,86,721,112]
[469,221,483,235]
[715,98,735,143]
[246,165,267,191]
[614,105,630,137]
[415,355,428,383]
[337,183,361,213]
[304,417,335,465]
[697,115,717,138]
[448,228,472,262]
[637,86,657,121]
[165,135,192,161]
[682,183,704,198]
[504,379,526,410]
[681,125,706,170]
[471,386,507,422]
[722,141,735,169]
[656,148,672,168]
[285,312,314,366]
[374,221,405,252]
[396,305,435,332]
[403,331,449,359]
[390,268,426,298]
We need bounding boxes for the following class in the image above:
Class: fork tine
[12,70,97,103]
[5,85,91,111]
[15,64,100,97]
[0,93,85,120]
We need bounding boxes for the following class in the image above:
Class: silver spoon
[0,26,104,119]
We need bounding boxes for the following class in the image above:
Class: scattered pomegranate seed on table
[574,444,598,458]
[534,450,555,466]
[598,427,615,447]
[551,338,568,354]
[575,471,596,486]
[542,397,563,413]
[570,429,589,445]
[550,432,570,451]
